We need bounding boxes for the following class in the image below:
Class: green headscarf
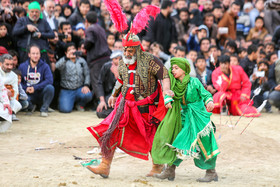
[152,57,191,165]
[27,1,43,19]
[170,57,191,75]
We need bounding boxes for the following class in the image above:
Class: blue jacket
[18,59,53,92]
[12,17,54,50]
[187,32,200,52]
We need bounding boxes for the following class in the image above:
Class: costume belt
[119,87,159,128]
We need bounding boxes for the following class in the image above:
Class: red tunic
[87,62,165,160]
[211,65,260,117]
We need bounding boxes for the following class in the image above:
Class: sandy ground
[1,108,280,187]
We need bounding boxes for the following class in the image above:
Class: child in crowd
[257,50,266,64]
[75,23,85,39]
[13,69,29,111]
[246,16,268,41]
[195,55,216,94]
[0,23,14,51]
[8,50,19,69]
[187,50,198,64]
[107,33,115,51]
[62,4,73,19]
[230,54,239,66]
[238,47,247,60]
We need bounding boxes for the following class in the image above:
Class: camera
[32,32,40,38]
[58,33,68,40]
[74,51,83,56]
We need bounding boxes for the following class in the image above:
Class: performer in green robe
[152,57,220,182]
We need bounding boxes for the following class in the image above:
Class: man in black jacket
[84,11,111,102]
[96,51,122,118]
[68,0,90,29]
[240,44,258,78]
[12,1,55,62]
[145,0,178,54]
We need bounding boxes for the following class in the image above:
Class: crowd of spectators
[0,0,280,126]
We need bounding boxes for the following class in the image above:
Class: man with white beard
[12,1,54,62]
[86,33,172,178]
[0,54,22,121]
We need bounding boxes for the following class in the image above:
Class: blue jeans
[59,87,93,113]
[269,90,280,109]
[19,99,29,110]
[27,84,55,112]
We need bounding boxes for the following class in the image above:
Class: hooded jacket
[18,59,53,92]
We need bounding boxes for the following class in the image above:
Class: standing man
[218,1,240,46]
[43,0,58,30]
[84,11,111,102]
[12,1,55,62]
[55,43,92,113]
[0,54,22,120]
[146,0,178,54]
[18,44,54,117]
[68,0,91,28]
[86,33,171,178]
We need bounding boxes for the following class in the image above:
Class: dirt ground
[1,108,280,187]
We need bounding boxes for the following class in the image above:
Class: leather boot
[146,163,164,177]
[86,151,114,178]
[154,165,176,181]
[197,169,218,182]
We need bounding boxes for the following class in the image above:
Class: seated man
[0,75,12,133]
[212,55,260,117]
[55,43,92,113]
[0,54,22,121]
[96,50,122,118]
[268,59,280,112]
[18,44,54,117]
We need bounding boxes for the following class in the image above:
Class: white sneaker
[40,112,48,117]
[12,114,19,121]
[48,108,55,112]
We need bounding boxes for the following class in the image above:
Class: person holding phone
[251,61,272,112]
[55,42,92,113]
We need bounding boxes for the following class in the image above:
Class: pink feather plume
[103,0,128,32]
[130,5,160,35]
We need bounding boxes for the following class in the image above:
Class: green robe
[152,77,220,170]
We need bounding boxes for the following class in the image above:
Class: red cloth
[212,65,260,117]
[0,46,8,56]
[87,88,161,160]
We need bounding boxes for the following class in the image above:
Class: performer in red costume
[212,55,260,117]
[86,2,171,178]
